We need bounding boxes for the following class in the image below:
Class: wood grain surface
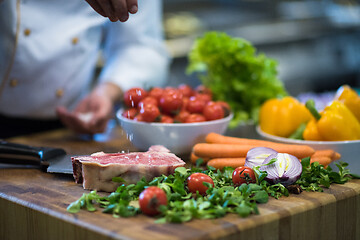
[0,125,359,240]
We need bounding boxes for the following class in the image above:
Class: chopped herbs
[67,161,358,223]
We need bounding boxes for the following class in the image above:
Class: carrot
[311,149,341,161]
[308,156,333,168]
[206,132,277,145]
[205,133,315,158]
[193,143,251,158]
[190,152,210,164]
[334,152,341,161]
[207,158,246,170]
[193,143,315,160]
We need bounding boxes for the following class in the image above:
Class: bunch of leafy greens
[296,157,359,192]
[186,31,287,127]
[67,160,358,223]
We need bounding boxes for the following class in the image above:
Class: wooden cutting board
[0,126,359,240]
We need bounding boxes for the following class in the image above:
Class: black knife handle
[0,140,66,165]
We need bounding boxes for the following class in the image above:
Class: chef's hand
[85,0,138,22]
[56,82,123,135]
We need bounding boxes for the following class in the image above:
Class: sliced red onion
[260,153,302,186]
[244,147,278,168]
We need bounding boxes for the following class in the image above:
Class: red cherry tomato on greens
[122,108,138,120]
[124,87,147,108]
[139,186,167,216]
[232,167,256,187]
[187,173,214,195]
[139,104,160,122]
[203,101,225,121]
[185,113,206,123]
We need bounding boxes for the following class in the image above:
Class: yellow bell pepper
[334,85,360,122]
[303,100,360,141]
[259,96,312,138]
[303,118,322,141]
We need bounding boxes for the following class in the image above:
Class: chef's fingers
[85,0,106,17]
[95,0,118,22]
[85,0,136,22]
[110,0,129,22]
[56,107,92,134]
[88,106,111,133]
[74,96,91,113]
[90,118,108,133]
[57,107,106,134]
[127,0,138,14]
[58,114,88,134]
[109,0,138,22]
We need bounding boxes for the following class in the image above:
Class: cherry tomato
[194,93,212,104]
[174,110,190,123]
[217,101,231,116]
[134,114,144,122]
[162,87,179,97]
[217,101,230,111]
[122,108,138,120]
[138,96,158,109]
[181,97,189,111]
[148,87,164,102]
[178,84,194,98]
[124,87,148,108]
[159,90,183,115]
[195,85,212,97]
[185,113,206,123]
[164,86,178,92]
[139,104,160,122]
[187,96,207,113]
[139,186,167,216]
[232,166,256,187]
[187,173,214,195]
[203,101,225,121]
[160,115,174,123]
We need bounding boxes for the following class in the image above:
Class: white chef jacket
[0,0,170,119]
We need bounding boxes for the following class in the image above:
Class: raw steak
[72,145,185,192]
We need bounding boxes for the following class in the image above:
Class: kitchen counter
[0,127,359,240]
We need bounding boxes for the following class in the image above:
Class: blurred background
[163,0,360,96]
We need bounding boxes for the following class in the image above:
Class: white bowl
[116,111,233,155]
[256,126,360,175]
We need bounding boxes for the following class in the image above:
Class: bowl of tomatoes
[116,84,233,155]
